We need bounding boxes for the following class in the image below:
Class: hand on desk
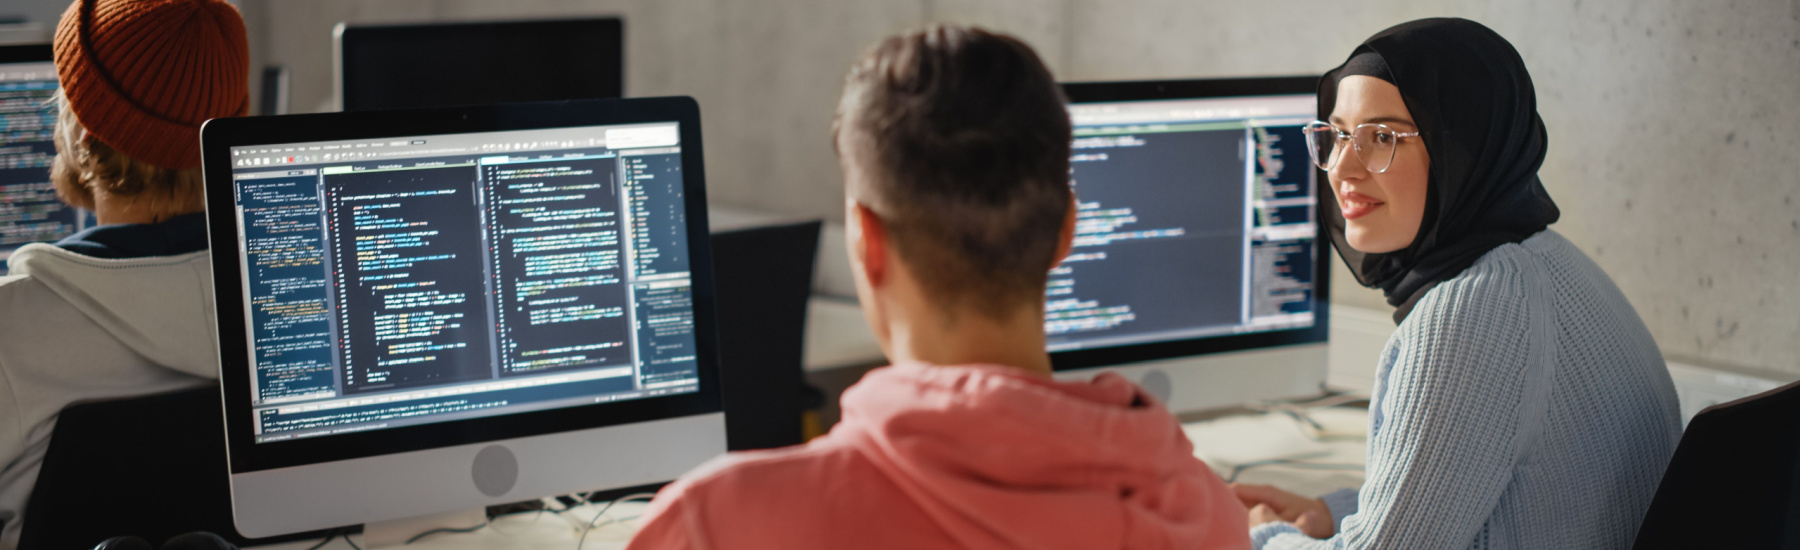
[1232,483,1335,538]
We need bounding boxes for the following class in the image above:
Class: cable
[296,493,652,548]
[1269,391,1368,409]
[486,505,572,537]
[302,529,342,550]
[498,506,572,519]
[576,493,658,550]
[1226,457,1365,483]
[1242,397,1369,443]
[391,495,589,544]
[404,522,490,545]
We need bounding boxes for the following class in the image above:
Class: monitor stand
[1054,343,1329,414]
[362,508,485,548]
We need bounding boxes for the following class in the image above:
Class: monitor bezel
[201,97,724,473]
[0,44,53,65]
[1051,76,1331,372]
[336,17,625,112]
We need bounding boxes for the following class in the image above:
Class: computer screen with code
[227,123,700,442]
[1049,94,1318,351]
[1,60,92,274]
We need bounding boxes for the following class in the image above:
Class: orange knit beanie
[53,0,249,170]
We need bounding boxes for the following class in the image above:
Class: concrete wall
[0,0,66,30]
[249,0,1800,376]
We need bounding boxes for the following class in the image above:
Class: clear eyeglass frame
[1302,121,1421,174]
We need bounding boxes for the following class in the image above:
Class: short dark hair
[833,25,1072,319]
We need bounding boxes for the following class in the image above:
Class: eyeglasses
[1302,121,1421,174]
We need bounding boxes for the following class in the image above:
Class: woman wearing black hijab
[1229,18,1683,550]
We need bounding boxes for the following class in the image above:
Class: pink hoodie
[627,363,1250,550]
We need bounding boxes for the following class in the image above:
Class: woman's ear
[1050,191,1077,270]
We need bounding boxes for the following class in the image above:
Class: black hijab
[1318,18,1561,323]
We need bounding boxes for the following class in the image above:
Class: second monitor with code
[1050,77,1330,412]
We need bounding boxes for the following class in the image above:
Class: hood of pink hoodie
[831,363,1249,550]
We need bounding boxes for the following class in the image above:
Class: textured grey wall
[1,0,71,29]
[252,0,1800,376]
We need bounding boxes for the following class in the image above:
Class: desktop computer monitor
[0,44,93,275]
[335,18,625,112]
[1050,77,1331,413]
[200,97,725,538]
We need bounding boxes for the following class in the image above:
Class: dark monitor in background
[0,44,93,275]
[258,65,288,116]
[335,18,624,112]
[1050,77,1330,413]
[711,220,821,451]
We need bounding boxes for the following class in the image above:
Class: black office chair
[710,220,822,451]
[1632,380,1800,549]
[19,383,327,550]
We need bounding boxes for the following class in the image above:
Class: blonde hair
[49,91,204,215]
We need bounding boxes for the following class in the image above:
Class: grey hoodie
[0,243,218,548]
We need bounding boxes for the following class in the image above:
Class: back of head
[50,0,248,215]
[833,24,1071,320]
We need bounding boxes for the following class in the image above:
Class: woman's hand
[1248,503,1289,525]
[1231,483,1336,538]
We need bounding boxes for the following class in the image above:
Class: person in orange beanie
[0,0,247,546]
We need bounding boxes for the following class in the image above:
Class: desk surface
[250,500,650,550]
[1186,406,1368,497]
[253,406,1369,549]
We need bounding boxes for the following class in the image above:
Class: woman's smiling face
[1328,75,1430,254]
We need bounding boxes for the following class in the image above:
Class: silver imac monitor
[200,97,725,538]
[1,44,94,275]
[1050,77,1330,413]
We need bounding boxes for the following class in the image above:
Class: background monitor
[711,220,820,451]
[202,97,724,538]
[0,44,92,275]
[258,65,289,116]
[1051,77,1331,413]
[335,18,624,112]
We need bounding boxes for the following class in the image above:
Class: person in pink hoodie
[626,24,1250,550]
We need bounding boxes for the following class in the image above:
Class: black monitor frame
[0,44,52,64]
[200,97,722,473]
[336,17,624,112]
[1051,76,1331,372]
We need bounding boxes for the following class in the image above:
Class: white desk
[250,500,650,550]
[1186,406,1368,498]
[253,406,1368,549]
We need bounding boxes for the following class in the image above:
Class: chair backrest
[1632,379,1800,550]
[20,384,327,549]
[711,220,822,451]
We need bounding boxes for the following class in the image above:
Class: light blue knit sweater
[1252,230,1683,550]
